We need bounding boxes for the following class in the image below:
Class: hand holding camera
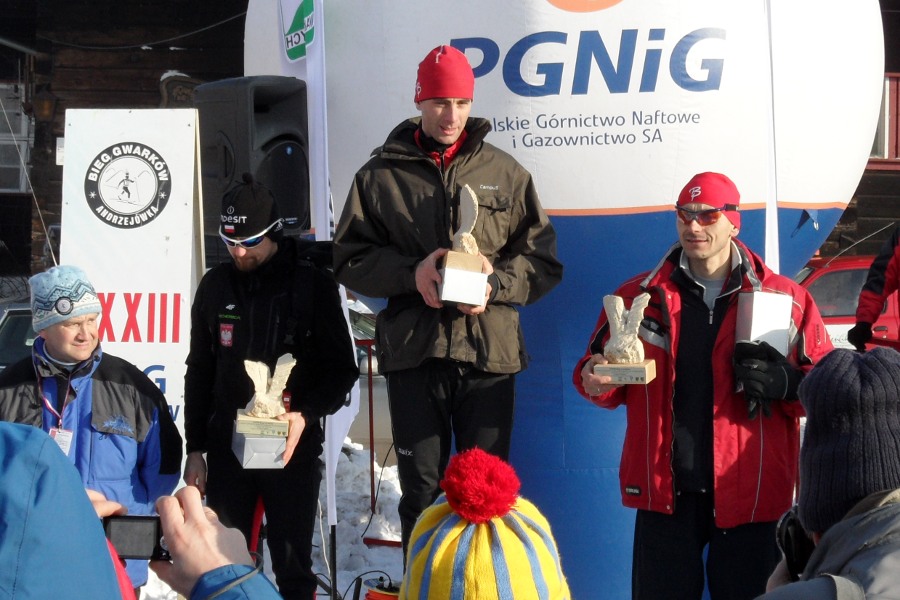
[103,515,170,561]
[150,486,255,596]
[93,488,171,561]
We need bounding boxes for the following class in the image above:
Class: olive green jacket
[334,117,563,374]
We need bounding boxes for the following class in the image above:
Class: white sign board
[60,109,202,440]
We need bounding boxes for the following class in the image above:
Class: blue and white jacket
[0,338,182,587]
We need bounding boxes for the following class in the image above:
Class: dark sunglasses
[220,231,267,249]
[675,204,738,226]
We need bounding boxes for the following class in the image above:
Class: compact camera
[102,515,171,561]
[775,505,816,581]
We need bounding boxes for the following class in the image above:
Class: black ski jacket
[184,238,358,454]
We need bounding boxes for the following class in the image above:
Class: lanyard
[38,372,72,429]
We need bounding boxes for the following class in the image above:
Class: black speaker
[194,76,310,264]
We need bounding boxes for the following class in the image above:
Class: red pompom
[440,448,520,524]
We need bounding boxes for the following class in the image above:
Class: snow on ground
[141,440,404,599]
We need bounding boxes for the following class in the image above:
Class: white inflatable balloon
[245,2,884,597]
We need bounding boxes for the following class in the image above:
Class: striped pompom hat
[400,448,570,600]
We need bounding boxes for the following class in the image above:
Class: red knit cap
[677,172,741,229]
[415,45,475,103]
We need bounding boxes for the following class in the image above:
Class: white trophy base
[594,359,657,385]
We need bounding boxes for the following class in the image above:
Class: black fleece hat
[219,172,283,241]
[797,347,900,533]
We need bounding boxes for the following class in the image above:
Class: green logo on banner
[284,0,314,61]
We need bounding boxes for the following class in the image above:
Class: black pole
[330,523,340,599]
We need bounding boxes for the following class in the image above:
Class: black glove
[847,321,872,352]
[733,340,803,419]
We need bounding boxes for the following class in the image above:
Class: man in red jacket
[574,172,833,600]
[848,225,900,350]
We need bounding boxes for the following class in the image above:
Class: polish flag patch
[220,324,234,347]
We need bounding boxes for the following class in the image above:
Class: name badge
[50,428,73,456]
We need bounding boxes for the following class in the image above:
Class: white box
[735,291,792,355]
[439,251,488,306]
[232,424,285,469]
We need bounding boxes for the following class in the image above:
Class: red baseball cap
[677,172,741,229]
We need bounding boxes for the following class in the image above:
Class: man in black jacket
[333,45,563,558]
[183,174,358,600]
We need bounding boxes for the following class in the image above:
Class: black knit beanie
[797,347,900,533]
[219,172,283,242]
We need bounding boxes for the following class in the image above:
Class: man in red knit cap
[334,45,563,560]
[574,172,833,599]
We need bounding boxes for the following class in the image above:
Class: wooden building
[0,0,245,276]
[823,0,900,257]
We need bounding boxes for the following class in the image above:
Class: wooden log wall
[819,173,900,259]
[29,0,247,272]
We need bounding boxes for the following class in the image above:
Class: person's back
[790,492,900,598]
[759,347,900,599]
[0,421,121,598]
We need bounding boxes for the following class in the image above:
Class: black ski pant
[632,491,780,600]
[206,430,324,600]
[386,360,515,561]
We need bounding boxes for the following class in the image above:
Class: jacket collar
[640,238,769,295]
[414,127,468,167]
[843,488,900,520]
[32,336,102,379]
[803,487,900,579]
[381,116,491,160]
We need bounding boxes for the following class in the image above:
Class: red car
[794,255,900,349]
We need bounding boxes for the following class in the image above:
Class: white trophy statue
[243,354,294,420]
[232,353,295,468]
[594,292,657,384]
[453,184,480,256]
[438,184,488,305]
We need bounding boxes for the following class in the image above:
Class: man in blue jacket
[0,265,182,592]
